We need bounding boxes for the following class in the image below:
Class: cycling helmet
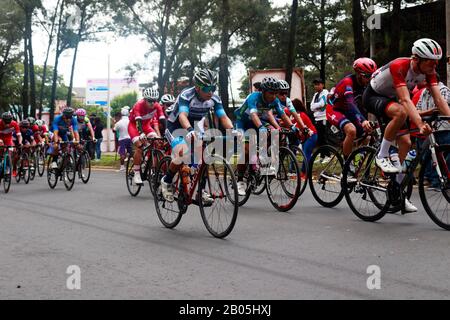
[412,38,442,60]
[160,94,176,105]
[75,108,87,117]
[1,112,13,124]
[27,116,35,124]
[193,69,218,87]
[121,107,129,117]
[20,120,30,128]
[260,77,280,92]
[35,119,44,126]
[143,88,159,101]
[353,57,378,75]
[278,80,290,91]
[62,107,75,118]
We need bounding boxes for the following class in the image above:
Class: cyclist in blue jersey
[50,107,80,169]
[234,77,299,196]
[161,69,236,203]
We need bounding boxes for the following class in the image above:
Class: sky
[32,0,292,99]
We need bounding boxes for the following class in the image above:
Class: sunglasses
[200,85,216,93]
[360,73,373,79]
[278,91,289,96]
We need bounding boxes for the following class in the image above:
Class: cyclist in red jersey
[327,58,376,160]
[363,38,450,174]
[128,87,164,185]
[0,112,22,147]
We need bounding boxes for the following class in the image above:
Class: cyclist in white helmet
[362,38,450,212]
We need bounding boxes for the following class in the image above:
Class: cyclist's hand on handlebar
[231,129,244,140]
[186,130,196,142]
[419,122,432,136]
[139,133,147,142]
[362,120,373,133]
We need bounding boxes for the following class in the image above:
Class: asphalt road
[1,170,450,300]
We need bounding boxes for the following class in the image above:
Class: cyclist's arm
[286,99,306,129]
[396,86,423,127]
[87,122,95,140]
[429,85,450,116]
[250,112,264,129]
[178,112,193,131]
[266,111,282,130]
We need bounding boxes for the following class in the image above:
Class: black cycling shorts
[362,85,397,122]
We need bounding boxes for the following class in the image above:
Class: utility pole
[107,54,111,152]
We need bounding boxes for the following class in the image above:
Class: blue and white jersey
[168,87,226,125]
[280,97,296,114]
[234,92,285,123]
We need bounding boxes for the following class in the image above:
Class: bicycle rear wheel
[266,146,301,212]
[419,144,450,230]
[63,154,76,191]
[342,146,389,222]
[79,151,91,184]
[153,156,183,229]
[149,149,164,197]
[308,145,344,208]
[125,157,142,197]
[199,155,239,238]
[22,154,31,184]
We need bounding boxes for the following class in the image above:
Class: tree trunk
[38,0,61,119]
[22,33,29,118]
[50,0,65,124]
[319,0,326,81]
[389,0,401,60]
[285,0,298,94]
[67,5,87,107]
[352,0,365,58]
[219,0,230,112]
[26,9,37,118]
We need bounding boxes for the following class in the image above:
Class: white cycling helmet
[143,88,159,101]
[160,94,176,105]
[278,80,290,91]
[412,38,442,60]
[121,107,129,116]
[35,119,44,126]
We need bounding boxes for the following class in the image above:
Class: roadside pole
[107,54,111,152]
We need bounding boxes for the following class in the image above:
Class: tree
[285,0,298,92]
[352,0,365,59]
[110,91,137,116]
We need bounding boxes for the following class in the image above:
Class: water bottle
[402,150,417,173]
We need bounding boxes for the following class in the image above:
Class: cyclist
[32,119,47,145]
[128,88,163,185]
[326,58,376,162]
[234,76,299,196]
[50,107,80,169]
[0,112,22,148]
[17,120,36,147]
[161,69,236,202]
[277,80,309,134]
[363,38,450,175]
[160,94,176,132]
[75,108,95,158]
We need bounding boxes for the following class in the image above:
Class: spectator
[114,108,132,172]
[413,77,450,189]
[93,117,104,161]
[113,112,121,153]
[310,78,330,162]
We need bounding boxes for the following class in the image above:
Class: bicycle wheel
[153,156,183,229]
[290,145,308,197]
[3,152,12,193]
[22,154,31,184]
[252,169,266,195]
[63,154,76,191]
[37,148,46,177]
[29,151,37,181]
[79,151,91,184]
[149,149,164,197]
[266,147,301,212]
[419,144,450,230]
[308,145,344,208]
[199,155,239,238]
[342,146,389,222]
[228,157,253,206]
[125,157,142,197]
[47,157,58,189]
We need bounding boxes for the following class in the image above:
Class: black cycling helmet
[62,107,74,118]
[1,112,13,124]
[193,69,218,87]
[260,77,280,92]
[20,120,30,128]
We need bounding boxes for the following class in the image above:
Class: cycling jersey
[234,92,285,127]
[167,87,226,125]
[279,97,297,114]
[16,129,34,145]
[0,120,20,146]
[370,58,438,98]
[130,99,165,125]
[52,115,78,141]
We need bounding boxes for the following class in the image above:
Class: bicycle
[126,137,168,197]
[153,134,239,238]
[308,122,381,208]
[342,114,450,230]
[47,141,76,191]
[74,140,92,184]
[35,143,46,177]
[15,145,31,184]
[0,146,14,193]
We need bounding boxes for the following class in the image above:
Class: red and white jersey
[0,120,20,137]
[129,100,165,124]
[370,58,438,98]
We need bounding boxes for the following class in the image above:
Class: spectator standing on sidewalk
[310,78,330,162]
[114,108,132,172]
[93,117,104,161]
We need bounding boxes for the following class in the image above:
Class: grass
[93,153,122,168]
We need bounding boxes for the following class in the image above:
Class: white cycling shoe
[133,171,144,186]
[201,191,214,205]
[237,181,247,196]
[376,156,401,174]
[161,177,174,203]
[404,198,418,213]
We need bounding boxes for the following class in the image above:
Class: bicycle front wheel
[308,145,344,208]
[22,154,31,184]
[63,154,76,191]
[419,144,450,230]
[79,151,91,184]
[37,148,46,177]
[199,155,239,238]
[125,157,142,197]
[47,157,58,189]
[3,153,12,193]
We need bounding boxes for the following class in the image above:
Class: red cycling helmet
[353,58,378,76]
